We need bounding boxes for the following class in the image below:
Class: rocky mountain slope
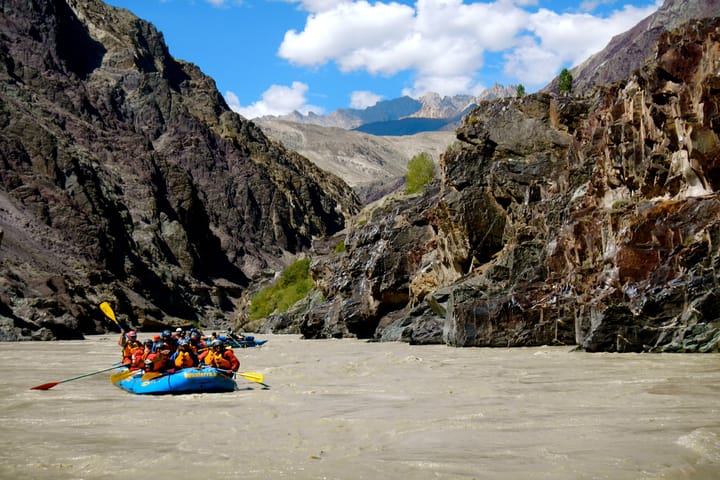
[545,0,720,95]
[0,0,359,340]
[256,121,455,203]
[256,87,514,202]
[255,16,720,353]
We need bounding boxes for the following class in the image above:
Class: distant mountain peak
[257,86,516,135]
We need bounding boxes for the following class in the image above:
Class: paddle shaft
[31,363,123,390]
[58,364,123,382]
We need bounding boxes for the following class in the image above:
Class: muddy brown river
[1,334,719,479]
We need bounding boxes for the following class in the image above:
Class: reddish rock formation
[274,18,720,352]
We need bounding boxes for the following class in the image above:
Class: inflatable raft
[111,366,236,395]
[219,335,267,348]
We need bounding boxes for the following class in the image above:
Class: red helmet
[128,330,137,337]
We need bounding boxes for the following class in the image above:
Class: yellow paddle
[209,367,266,383]
[99,301,122,331]
[238,371,264,383]
[222,369,268,386]
[110,369,140,383]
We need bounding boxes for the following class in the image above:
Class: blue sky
[105,0,662,118]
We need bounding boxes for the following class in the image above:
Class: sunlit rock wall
[287,18,720,352]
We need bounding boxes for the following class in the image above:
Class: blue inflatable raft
[219,335,267,348]
[111,366,236,395]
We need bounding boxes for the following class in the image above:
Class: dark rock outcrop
[0,0,359,339]
[265,17,720,352]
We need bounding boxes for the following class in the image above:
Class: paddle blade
[239,371,264,383]
[141,372,163,381]
[110,369,135,383]
[99,302,118,323]
[30,382,60,391]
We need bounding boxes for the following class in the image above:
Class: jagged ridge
[0,0,360,339]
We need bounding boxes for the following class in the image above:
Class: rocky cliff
[0,0,360,340]
[259,17,720,353]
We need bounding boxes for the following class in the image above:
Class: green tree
[405,152,435,194]
[249,258,314,320]
[558,68,573,95]
[516,84,525,97]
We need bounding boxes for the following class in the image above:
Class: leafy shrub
[249,258,314,320]
[334,240,346,253]
[405,152,435,194]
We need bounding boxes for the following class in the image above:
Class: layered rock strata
[268,18,720,352]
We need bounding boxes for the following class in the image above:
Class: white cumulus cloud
[279,0,661,96]
[279,0,531,96]
[279,1,415,67]
[350,91,383,109]
[225,82,324,119]
[506,2,660,85]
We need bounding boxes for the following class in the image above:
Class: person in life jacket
[160,329,178,354]
[172,327,187,346]
[227,327,246,342]
[144,343,172,373]
[187,330,205,354]
[118,330,142,366]
[171,340,198,369]
[151,335,163,352]
[129,339,152,371]
[200,339,239,374]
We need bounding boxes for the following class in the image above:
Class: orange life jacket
[206,348,239,372]
[144,352,171,373]
[174,351,196,369]
[211,352,232,370]
[129,346,147,371]
[201,350,220,367]
[121,339,141,364]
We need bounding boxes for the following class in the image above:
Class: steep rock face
[562,18,720,351]
[0,0,359,339]
[545,0,720,95]
[267,18,720,352]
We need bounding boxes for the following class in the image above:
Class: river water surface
[1,334,719,479]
